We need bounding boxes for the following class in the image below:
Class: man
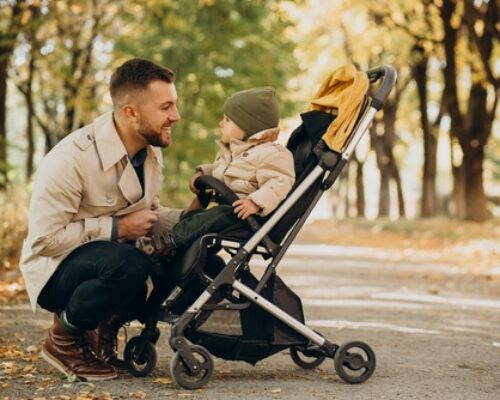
[19,58,183,381]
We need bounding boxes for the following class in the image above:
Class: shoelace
[75,336,99,363]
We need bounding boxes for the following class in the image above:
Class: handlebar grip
[194,175,261,232]
[194,175,239,204]
[366,65,397,111]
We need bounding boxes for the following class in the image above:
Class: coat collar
[216,127,280,156]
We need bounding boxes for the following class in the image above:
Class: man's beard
[138,123,169,148]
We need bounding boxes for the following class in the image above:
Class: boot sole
[41,347,117,381]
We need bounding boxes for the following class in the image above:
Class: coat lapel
[143,147,164,205]
[118,160,143,204]
[92,112,165,214]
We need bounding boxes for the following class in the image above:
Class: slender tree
[0,0,28,187]
[438,0,499,221]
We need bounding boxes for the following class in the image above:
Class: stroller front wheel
[124,336,158,377]
[170,344,214,390]
[334,341,376,384]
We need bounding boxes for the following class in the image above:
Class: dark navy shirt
[111,148,148,240]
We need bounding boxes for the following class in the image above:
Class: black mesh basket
[185,271,307,365]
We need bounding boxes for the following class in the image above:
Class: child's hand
[189,171,203,193]
[232,199,260,220]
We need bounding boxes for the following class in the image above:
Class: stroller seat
[123,65,397,390]
[165,108,338,284]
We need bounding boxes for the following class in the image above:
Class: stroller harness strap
[310,64,369,152]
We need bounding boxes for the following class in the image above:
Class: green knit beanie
[223,87,280,137]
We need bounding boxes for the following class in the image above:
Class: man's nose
[170,106,181,121]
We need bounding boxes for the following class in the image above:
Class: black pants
[38,241,153,331]
[171,205,239,249]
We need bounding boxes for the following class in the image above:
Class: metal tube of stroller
[341,107,377,161]
[187,291,213,313]
[232,280,326,346]
[242,165,325,252]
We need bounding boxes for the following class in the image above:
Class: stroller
[123,65,397,389]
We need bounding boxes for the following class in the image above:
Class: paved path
[1,244,500,399]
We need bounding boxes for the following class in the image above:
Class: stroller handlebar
[366,65,397,111]
[193,175,262,232]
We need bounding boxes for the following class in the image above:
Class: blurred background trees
[0,0,498,223]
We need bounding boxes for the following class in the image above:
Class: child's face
[219,115,246,144]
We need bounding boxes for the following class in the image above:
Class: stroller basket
[124,65,397,390]
[185,271,305,365]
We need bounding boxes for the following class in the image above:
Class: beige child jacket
[197,128,295,216]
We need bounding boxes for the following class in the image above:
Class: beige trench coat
[19,112,182,311]
[197,128,295,216]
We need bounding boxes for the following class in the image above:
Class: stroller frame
[124,66,397,389]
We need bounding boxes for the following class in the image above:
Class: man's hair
[110,58,175,107]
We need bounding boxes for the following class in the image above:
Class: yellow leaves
[129,391,147,399]
[0,276,28,305]
[153,377,173,384]
[0,345,24,359]
[0,188,29,304]
[450,11,462,30]
[200,0,215,6]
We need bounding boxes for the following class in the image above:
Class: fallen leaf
[153,377,173,385]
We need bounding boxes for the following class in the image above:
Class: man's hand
[116,209,159,240]
[232,199,260,220]
[189,171,203,194]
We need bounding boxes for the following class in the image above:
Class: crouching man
[20,58,185,380]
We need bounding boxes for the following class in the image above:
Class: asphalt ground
[1,244,500,399]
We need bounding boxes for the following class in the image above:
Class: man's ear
[122,104,138,122]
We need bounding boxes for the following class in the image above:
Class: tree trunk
[463,146,489,221]
[439,0,496,221]
[0,58,8,187]
[370,101,405,219]
[352,153,365,218]
[412,44,438,217]
[389,151,406,218]
[462,82,490,221]
[0,0,26,187]
[25,54,36,180]
[451,160,466,219]
[383,97,405,218]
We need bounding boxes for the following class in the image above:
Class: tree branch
[462,1,499,89]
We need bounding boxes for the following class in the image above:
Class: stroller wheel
[290,346,326,369]
[124,336,157,377]
[170,345,214,390]
[334,341,376,384]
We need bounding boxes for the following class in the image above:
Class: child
[136,86,295,258]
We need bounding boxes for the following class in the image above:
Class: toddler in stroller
[123,65,397,390]
[135,86,295,261]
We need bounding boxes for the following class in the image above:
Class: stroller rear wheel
[334,341,376,384]
[170,344,214,389]
[124,336,158,377]
[290,345,326,369]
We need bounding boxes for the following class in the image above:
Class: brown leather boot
[86,313,127,370]
[41,314,117,381]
